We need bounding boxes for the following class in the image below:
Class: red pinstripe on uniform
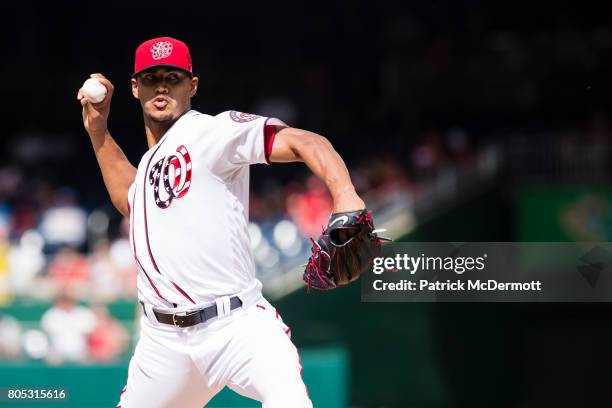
[172,282,196,304]
[116,384,126,408]
[296,349,309,397]
[267,305,309,396]
[131,187,169,304]
[142,139,196,305]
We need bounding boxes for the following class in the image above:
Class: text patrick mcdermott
[373,279,542,292]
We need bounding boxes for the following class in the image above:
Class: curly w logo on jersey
[148,145,192,209]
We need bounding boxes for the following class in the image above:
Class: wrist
[330,184,357,201]
[89,129,111,150]
[88,124,109,137]
[332,187,365,213]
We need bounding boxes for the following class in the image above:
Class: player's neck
[144,121,172,148]
[143,108,190,148]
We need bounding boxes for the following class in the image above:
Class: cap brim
[132,64,193,78]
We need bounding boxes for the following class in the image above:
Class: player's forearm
[89,130,136,217]
[291,132,365,212]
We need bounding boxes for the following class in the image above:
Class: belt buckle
[172,309,199,327]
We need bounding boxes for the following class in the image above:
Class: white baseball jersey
[127,110,285,308]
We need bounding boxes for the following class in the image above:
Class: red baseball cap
[133,37,193,77]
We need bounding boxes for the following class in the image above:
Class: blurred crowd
[0,294,129,363]
[0,182,137,303]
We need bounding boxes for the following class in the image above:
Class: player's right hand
[77,73,114,137]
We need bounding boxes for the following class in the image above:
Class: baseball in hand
[80,78,107,103]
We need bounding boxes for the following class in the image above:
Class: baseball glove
[303,209,383,291]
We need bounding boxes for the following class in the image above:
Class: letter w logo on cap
[150,41,173,60]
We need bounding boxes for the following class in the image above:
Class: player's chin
[147,109,177,124]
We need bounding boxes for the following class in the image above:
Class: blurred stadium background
[2,2,612,407]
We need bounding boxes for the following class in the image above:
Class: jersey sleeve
[205,111,286,179]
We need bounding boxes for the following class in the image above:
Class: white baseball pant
[115,297,312,408]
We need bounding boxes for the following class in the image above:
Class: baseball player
[78,37,367,408]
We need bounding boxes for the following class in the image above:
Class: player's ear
[131,78,139,99]
[189,76,199,98]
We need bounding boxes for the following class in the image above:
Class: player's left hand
[303,208,383,291]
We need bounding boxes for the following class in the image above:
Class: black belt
[140,297,243,328]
